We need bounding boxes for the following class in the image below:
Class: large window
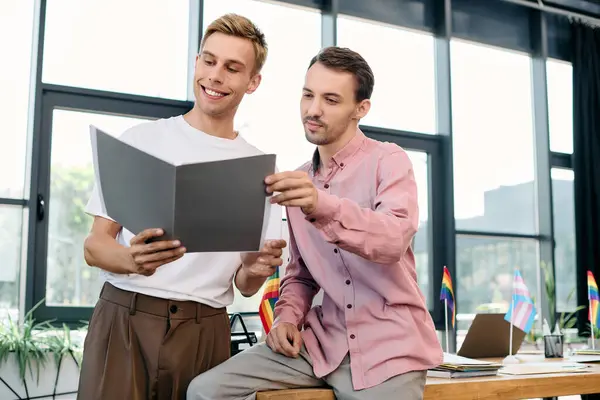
[1,0,36,320]
[203,0,322,313]
[43,0,191,100]
[336,15,436,134]
[451,40,541,336]
[0,0,35,199]
[547,60,573,154]
[451,40,536,235]
[45,110,153,307]
[551,168,576,312]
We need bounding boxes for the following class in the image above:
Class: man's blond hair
[201,14,268,74]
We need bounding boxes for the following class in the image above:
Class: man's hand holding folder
[129,228,186,276]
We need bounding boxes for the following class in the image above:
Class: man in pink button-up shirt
[187,46,443,400]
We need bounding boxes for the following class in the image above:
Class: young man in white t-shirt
[76,14,286,400]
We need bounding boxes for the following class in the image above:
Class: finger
[265,334,274,351]
[133,240,182,256]
[270,188,312,204]
[137,267,156,277]
[291,330,302,357]
[265,171,306,185]
[277,328,297,357]
[256,254,282,266]
[265,257,283,267]
[267,331,281,353]
[267,178,311,194]
[134,247,186,265]
[260,246,283,258]
[272,197,313,208]
[271,331,287,356]
[265,239,287,250]
[251,266,277,279]
[140,253,184,273]
[130,228,164,245]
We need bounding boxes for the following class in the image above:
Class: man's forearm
[84,232,134,274]
[235,265,269,297]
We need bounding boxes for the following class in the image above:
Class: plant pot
[0,352,80,399]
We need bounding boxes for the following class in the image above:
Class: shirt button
[310,218,316,222]
[350,334,356,339]
[334,249,338,253]
[170,305,178,313]
[340,163,344,167]
[345,280,351,285]
[347,304,352,309]
[324,183,330,189]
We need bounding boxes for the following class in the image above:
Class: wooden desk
[425,362,600,399]
[257,359,600,400]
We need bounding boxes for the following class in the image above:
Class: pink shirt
[273,129,443,390]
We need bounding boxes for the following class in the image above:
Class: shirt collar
[311,128,366,175]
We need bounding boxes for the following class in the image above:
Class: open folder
[89,125,277,253]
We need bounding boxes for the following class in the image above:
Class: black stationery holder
[544,334,564,358]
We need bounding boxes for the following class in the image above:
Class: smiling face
[301,62,370,146]
[193,32,261,118]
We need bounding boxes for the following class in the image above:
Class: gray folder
[90,125,276,253]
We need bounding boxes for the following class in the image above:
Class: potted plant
[0,300,83,399]
[540,262,586,335]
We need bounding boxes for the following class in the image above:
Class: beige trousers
[186,342,426,400]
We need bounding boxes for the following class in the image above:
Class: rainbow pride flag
[259,267,280,335]
[588,270,600,328]
[440,266,455,328]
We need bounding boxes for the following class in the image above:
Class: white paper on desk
[500,362,589,375]
[442,353,497,365]
[569,355,600,363]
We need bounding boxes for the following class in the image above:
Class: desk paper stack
[572,349,600,355]
[499,362,590,375]
[427,353,503,378]
[570,349,600,363]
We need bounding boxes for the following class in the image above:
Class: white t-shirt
[85,115,282,308]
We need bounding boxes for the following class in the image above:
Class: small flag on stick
[587,270,599,349]
[258,267,280,335]
[504,269,536,358]
[440,266,455,328]
[440,266,455,352]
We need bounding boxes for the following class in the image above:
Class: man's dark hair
[308,46,374,102]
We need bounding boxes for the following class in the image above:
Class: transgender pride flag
[504,269,537,334]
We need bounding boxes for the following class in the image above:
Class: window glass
[456,236,539,333]
[0,0,35,198]
[551,168,576,312]
[46,109,153,307]
[407,151,431,307]
[451,40,536,235]
[547,60,573,154]
[337,15,436,134]
[43,0,190,99]
[0,205,24,323]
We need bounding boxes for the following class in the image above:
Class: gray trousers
[186,343,426,400]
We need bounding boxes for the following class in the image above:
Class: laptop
[457,313,527,358]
